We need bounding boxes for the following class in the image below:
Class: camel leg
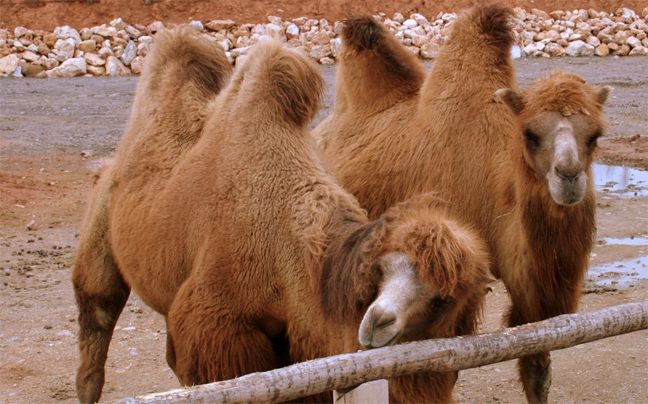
[507,302,551,404]
[73,166,131,404]
[166,280,278,385]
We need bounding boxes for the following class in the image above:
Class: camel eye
[523,128,540,150]
[587,131,602,150]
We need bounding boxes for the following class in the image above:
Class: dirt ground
[1,0,647,31]
[1,55,648,404]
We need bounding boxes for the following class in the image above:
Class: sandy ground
[1,57,647,403]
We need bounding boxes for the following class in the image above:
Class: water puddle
[593,163,648,198]
[588,255,648,286]
[597,236,648,246]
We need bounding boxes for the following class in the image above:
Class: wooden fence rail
[112,300,648,404]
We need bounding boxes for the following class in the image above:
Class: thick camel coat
[315,5,609,403]
[72,28,493,404]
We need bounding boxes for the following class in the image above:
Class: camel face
[523,111,602,206]
[358,252,436,348]
[496,81,609,207]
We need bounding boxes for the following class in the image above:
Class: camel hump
[333,14,426,115]
[242,40,325,127]
[453,4,514,55]
[142,26,232,98]
[342,14,385,51]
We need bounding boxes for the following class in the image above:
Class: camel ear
[596,86,611,108]
[495,88,524,115]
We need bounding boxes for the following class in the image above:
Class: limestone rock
[47,57,86,77]
[19,61,44,77]
[84,52,105,66]
[286,24,299,39]
[189,21,204,31]
[129,56,144,74]
[205,20,236,31]
[105,56,130,76]
[77,39,96,53]
[595,43,610,56]
[120,40,137,66]
[629,45,648,55]
[0,54,19,76]
[86,65,105,76]
[565,40,595,56]
[310,44,331,60]
[54,26,81,42]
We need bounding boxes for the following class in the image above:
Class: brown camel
[315,5,610,403]
[72,29,493,404]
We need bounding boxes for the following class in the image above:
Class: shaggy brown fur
[315,5,609,403]
[72,30,492,404]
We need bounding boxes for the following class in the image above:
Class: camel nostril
[555,166,581,182]
[374,315,396,330]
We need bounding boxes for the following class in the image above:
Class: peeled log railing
[112,300,648,404]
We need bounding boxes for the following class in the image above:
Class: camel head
[320,194,491,349]
[496,72,610,206]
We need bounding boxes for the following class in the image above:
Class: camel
[315,5,610,403]
[72,28,493,404]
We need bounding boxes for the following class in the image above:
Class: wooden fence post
[333,379,389,404]
[111,300,648,404]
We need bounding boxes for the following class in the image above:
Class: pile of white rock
[1,6,647,78]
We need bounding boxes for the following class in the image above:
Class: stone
[595,43,610,56]
[311,30,330,46]
[121,40,137,66]
[267,16,283,25]
[138,35,154,45]
[319,57,335,65]
[47,57,86,77]
[265,23,283,37]
[577,9,589,22]
[80,28,93,41]
[86,65,105,76]
[544,42,565,56]
[21,50,39,62]
[286,23,299,39]
[110,18,127,30]
[565,40,594,56]
[125,26,142,39]
[586,35,601,47]
[532,9,550,19]
[54,26,81,42]
[402,19,418,29]
[18,61,44,77]
[392,13,405,23]
[411,34,430,47]
[411,13,429,27]
[105,56,130,76]
[330,37,342,58]
[57,38,76,58]
[99,45,114,59]
[95,26,117,38]
[419,42,440,59]
[189,21,204,31]
[77,39,96,53]
[147,21,166,33]
[129,56,144,74]
[612,44,631,56]
[205,19,236,31]
[43,58,58,70]
[84,52,105,66]
[310,44,331,60]
[629,45,648,55]
[0,54,19,76]
[510,44,522,59]
[37,44,50,56]
[627,37,642,48]
[14,26,30,38]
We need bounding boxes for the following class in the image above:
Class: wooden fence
[112,300,648,404]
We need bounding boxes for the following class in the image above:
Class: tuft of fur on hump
[129,26,232,147]
[337,14,426,114]
[237,40,325,127]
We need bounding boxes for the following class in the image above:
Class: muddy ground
[1,57,647,403]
